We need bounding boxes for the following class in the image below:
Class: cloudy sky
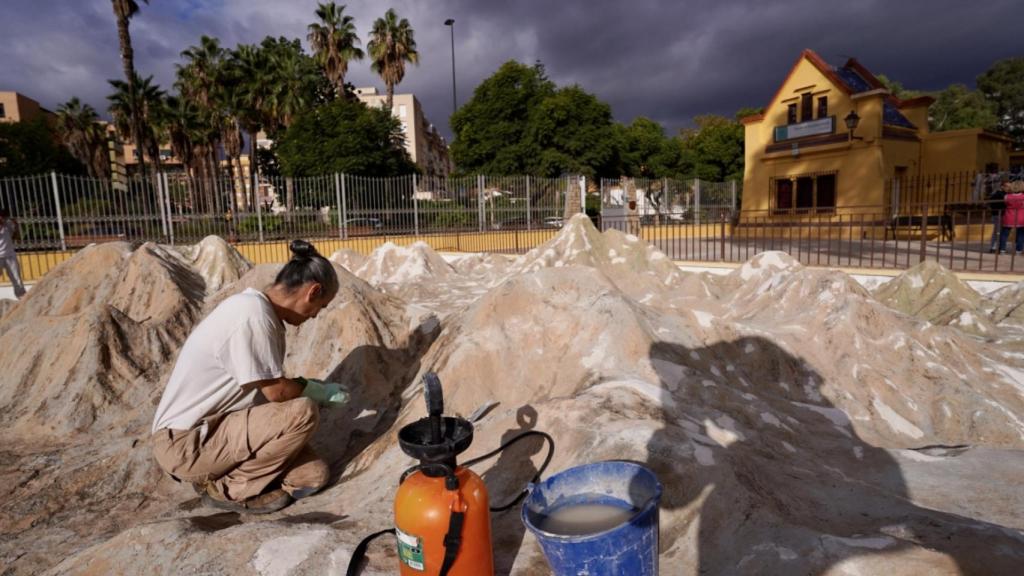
[1,0,1021,140]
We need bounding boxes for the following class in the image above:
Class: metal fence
[2,171,1021,276]
[0,172,583,251]
[602,200,1022,273]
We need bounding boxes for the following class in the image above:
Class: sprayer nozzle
[423,372,444,416]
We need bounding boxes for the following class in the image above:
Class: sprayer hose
[462,430,556,512]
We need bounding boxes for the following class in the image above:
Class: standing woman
[0,208,26,299]
[999,181,1024,254]
[152,239,348,514]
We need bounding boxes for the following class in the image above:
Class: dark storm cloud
[1,0,1021,141]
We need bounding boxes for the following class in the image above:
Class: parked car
[343,217,383,237]
[543,216,564,229]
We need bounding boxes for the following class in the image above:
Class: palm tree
[55,98,111,180]
[367,8,419,111]
[229,44,270,210]
[258,37,319,217]
[177,36,229,212]
[307,2,364,98]
[110,0,151,181]
[108,74,165,179]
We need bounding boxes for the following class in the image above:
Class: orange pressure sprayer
[393,373,494,576]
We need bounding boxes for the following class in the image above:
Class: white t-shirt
[0,220,17,258]
[152,288,286,433]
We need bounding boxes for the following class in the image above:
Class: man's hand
[299,378,350,408]
[251,376,304,402]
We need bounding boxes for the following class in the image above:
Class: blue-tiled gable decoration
[832,63,917,129]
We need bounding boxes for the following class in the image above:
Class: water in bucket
[534,496,637,536]
[522,461,662,576]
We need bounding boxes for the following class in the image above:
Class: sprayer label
[396,527,425,571]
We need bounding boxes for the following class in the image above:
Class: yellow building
[0,91,51,124]
[741,50,1012,216]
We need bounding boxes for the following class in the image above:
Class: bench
[886,214,954,241]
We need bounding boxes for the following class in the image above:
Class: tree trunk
[114,10,147,182]
[386,81,395,112]
[234,154,248,211]
[248,129,259,211]
[285,177,295,224]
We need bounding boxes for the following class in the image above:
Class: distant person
[998,181,1024,254]
[151,239,348,514]
[987,176,1008,253]
[0,208,26,299]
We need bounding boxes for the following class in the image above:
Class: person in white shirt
[0,208,26,299]
[152,239,347,514]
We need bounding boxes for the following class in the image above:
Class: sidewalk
[0,283,32,301]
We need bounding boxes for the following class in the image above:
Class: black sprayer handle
[423,372,444,444]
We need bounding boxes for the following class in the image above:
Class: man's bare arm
[248,376,304,402]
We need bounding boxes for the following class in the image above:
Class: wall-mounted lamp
[844,110,863,142]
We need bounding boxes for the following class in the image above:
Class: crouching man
[152,240,348,514]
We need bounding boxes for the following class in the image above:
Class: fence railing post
[155,172,169,240]
[731,180,737,213]
[919,203,928,263]
[413,173,420,236]
[695,177,701,227]
[334,173,343,239]
[526,175,532,231]
[720,214,726,261]
[50,171,67,251]
[340,173,348,240]
[477,174,484,232]
[255,175,265,243]
[579,175,587,215]
[163,173,175,246]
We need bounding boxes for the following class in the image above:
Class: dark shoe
[201,486,294,515]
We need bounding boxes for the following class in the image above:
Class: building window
[0,103,5,118]
[772,172,838,214]
[399,104,407,118]
[787,104,797,125]
[817,96,828,119]
[801,93,813,122]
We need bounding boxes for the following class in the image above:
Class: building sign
[774,117,834,142]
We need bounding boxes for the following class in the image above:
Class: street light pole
[444,18,456,117]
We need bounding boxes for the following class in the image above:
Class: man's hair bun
[289,239,318,260]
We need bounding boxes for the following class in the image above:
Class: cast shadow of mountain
[315,320,440,485]
[642,337,1024,575]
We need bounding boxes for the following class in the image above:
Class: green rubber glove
[299,377,350,408]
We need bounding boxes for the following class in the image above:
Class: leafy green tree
[275,97,415,179]
[929,84,999,132]
[677,114,745,182]
[307,2,364,98]
[976,57,1024,147]
[0,118,84,177]
[618,117,680,178]
[450,61,555,174]
[523,86,619,178]
[367,8,419,110]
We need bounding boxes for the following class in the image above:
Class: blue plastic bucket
[521,461,662,576]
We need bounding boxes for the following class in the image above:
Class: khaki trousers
[152,397,329,501]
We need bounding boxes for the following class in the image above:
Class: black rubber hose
[462,430,555,512]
